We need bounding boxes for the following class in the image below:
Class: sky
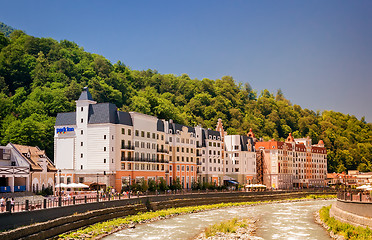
[1,1,372,122]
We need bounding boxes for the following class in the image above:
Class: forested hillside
[0,22,15,37]
[0,30,371,173]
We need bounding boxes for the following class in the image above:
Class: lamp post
[96,173,99,202]
[58,170,61,197]
[128,174,131,199]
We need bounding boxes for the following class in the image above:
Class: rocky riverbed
[193,218,261,240]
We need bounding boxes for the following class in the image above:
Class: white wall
[55,137,75,170]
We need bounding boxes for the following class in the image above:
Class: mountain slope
[0,21,16,37]
[0,30,371,173]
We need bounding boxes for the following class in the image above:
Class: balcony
[157,148,169,154]
[121,145,135,150]
[121,157,134,161]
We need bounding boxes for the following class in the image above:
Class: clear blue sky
[1,1,372,122]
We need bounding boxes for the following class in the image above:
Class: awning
[227,180,239,185]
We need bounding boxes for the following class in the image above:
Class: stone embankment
[314,210,345,240]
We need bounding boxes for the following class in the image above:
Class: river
[103,199,334,240]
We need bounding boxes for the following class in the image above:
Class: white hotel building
[54,88,259,191]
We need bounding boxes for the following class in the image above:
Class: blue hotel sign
[56,127,75,134]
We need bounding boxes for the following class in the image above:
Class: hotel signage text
[56,127,75,134]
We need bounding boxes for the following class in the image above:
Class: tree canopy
[0,30,371,173]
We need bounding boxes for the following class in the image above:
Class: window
[128,129,131,135]
[81,153,83,158]
[81,130,83,135]
[182,166,185,171]
[135,130,139,136]
[121,163,125,170]
[152,133,156,139]
[161,135,164,140]
[147,132,150,138]
[104,159,106,163]
[177,166,180,171]
[104,135,106,139]
[104,147,106,151]
[169,137,172,142]
[209,142,212,147]
[81,107,83,111]
[122,128,125,134]
[141,131,145,137]
[81,165,83,170]
[81,118,83,123]
[81,142,83,146]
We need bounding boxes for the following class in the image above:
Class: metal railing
[0,188,337,214]
[337,191,372,202]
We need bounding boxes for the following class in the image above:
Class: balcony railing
[157,148,169,154]
[121,145,135,150]
[121,157,169,163]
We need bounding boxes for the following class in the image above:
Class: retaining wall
[330,200,372,228]
[0,191,329,240]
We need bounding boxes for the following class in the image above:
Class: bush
[319,205,372,239]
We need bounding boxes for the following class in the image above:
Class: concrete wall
[0,191,329,240]
[330,200,372,228]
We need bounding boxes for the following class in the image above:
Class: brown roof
[11,143,57,172]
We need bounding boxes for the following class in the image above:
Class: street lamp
[59,169,62,197]
[96,173,99,201]
[128,174,132,199]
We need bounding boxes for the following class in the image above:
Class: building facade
[54,88,260,191]
[0,143,56,193]
[255,134,327,189]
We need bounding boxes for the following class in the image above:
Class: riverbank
[316,205,372,240]
[58,194,335,239]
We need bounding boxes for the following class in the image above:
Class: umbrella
[55,183,68,188]
[356,185,370,190]
[67,183,89,188]
[75,183,89,188]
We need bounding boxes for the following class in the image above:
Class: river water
[104,200,334,240]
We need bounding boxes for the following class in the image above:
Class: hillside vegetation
[0,29,371,172]
[0,21,15,37]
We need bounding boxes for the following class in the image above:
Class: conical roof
[78,87,94,101]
